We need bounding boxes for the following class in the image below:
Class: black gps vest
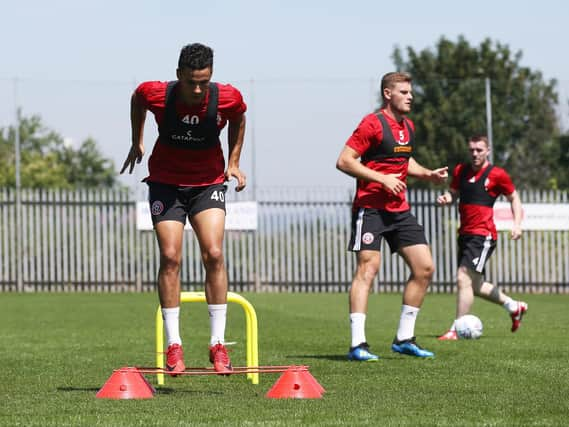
[459,164,496,207]
[158,81,220,150]
[361,113,415,163]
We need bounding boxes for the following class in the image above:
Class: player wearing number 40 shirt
[120,43,247,374]
[436,135,528,341]
[336,72,448,360]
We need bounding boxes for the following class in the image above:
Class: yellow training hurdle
[155,291,259,385]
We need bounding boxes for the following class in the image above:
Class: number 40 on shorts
[210,190,225,202]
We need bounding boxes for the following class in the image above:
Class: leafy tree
[549,134,569,189]
[59,138,116,188]
[0,113,118,188]
[391,36,564,189]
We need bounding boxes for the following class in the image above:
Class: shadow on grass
[155,388,224,396]
[427,333,502,340]
[57,386,224,396]
[286,353,440,361]
[284,354,348,361]
[57,387,101,392]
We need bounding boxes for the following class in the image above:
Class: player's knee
[424,262,435,280]
[408,263,433,289]
[202,246,224,268]
[416,262,434,283]
[160,248,181,272]
[457,266,470,283]
[357,261,380,282]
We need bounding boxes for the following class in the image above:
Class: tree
[549,134,569,190]
[0,113,118,188]
[391,36,564,189]
[59,138,117,188]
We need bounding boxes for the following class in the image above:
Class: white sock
[503,297,518,313]
[350,312,367,348]
[162,307,181,346]
[396,305,420,341]
[208,304,227,346]
[502,297,519,313]
[450,320,457,332]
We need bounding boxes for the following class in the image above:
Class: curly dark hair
[178,43,214,70]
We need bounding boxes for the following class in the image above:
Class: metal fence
[0,187,568,293]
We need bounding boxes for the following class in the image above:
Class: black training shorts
[458,234,496,274]
[348,208,427,253]
[147,182,227,225]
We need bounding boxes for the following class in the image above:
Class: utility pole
[485,77,494,163]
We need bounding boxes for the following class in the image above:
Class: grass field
[1,292,568,426]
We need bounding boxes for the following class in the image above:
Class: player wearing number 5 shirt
[120,43,246,375]
[336,72,448,360]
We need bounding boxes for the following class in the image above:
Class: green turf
[0,292,567,426]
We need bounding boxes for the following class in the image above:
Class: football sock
[503,297,518,313]
[162,307,181,346]
[450,321,457,332]
[350,312,367,348]
[208,304,227,346]
[396,305,419,341]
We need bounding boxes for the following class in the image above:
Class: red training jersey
[450,163,515,239]
[345,110,415,212]
[136,81,246,186]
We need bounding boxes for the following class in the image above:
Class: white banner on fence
[494,202,569,230]
[136,201,258,231]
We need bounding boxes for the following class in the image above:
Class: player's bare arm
[336,145,406,194]
[506,190,523,240]
[408,157,448,183]
[120,92,147,174]
[225,113,247,191]
[436,189,458,205]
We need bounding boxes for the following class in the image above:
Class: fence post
[13,81,23,292]
[134,194,142,292]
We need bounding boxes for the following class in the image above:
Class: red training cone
[266,366,325,399]
[300,369,325,395]
[96,367,155,399]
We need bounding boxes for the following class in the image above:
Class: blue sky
[1,0,568,192]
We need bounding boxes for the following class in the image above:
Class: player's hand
[430,166,449,183]
[436,192,453,205]
[120,144,144,174]
[379,173,406,195]
[225,166,247,192]
[510,225,522,240]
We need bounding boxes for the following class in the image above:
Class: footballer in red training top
[120,43,247,376]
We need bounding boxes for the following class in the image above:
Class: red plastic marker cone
[266,366,325,399]
[301,369,325,395]
[96,367,155,399]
